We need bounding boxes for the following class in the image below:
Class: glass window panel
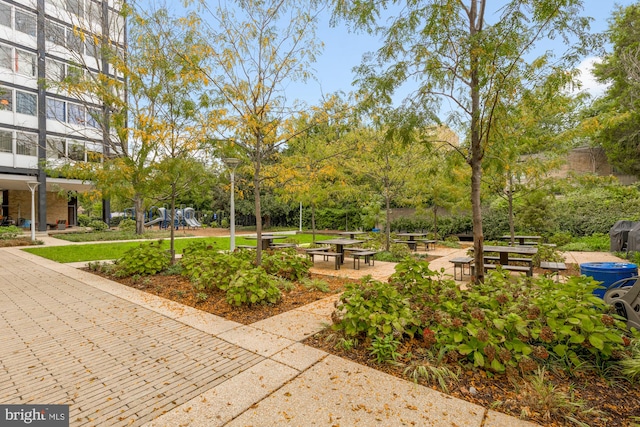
[67,103,85,125]
[65,0,84,19]
[0,130,12,153]
[0,44,11,71]
[84,35,97,58]
[0,3,11,28]
[46,137,65,159]
[16,50,36,77]
[87,1,101,25]
[0,87,12,111]
[46,98,65,121]
[16,91,36,116]
[87,107,100,128]
[15,10,36,37]
[66,28,83,54]
[16,133,37,156]
[68,142,84,161]
[45,59,65,82]
[67,65,84,83]
[46,20,66,47]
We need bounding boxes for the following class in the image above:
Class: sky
[294,0,637,105]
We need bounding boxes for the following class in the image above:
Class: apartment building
[0,0,124,230]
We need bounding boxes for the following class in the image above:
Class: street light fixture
[222,158,241,251]
[27,181,39,241]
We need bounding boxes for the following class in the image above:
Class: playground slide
[185,217,201,228]
[144,217,165,227]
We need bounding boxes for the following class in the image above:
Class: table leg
[500,252,509,265]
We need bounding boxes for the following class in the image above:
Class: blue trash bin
[580,262,638,298]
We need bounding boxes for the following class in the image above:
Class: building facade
[0,0,124,230]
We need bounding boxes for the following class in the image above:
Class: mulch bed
[87,270,351,325]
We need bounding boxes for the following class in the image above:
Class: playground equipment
[183,207,202,228]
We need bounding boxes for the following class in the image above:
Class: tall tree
[186,0,322,264]
[592,2,640,177]
[331,0,595,281]
[50,5,210,236]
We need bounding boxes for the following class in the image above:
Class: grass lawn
[23,233,336,263]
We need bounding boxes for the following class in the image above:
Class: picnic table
[336,231,368,239]
[477,245,538,276]
[500,235,541,245]
[244,234,287,250]
[314,238,364,264]
[394,232,435,251]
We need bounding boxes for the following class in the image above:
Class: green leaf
[553,344,567,357]
[492,319,505,331]
[474,351,485,367]
[588,334,605,350]
[569,334,585,344]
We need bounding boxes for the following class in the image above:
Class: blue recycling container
[580,262,638,298]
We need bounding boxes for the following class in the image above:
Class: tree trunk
[470,0,485,283]
[169,183,176,264]
[433,205,438,238]
[134,196,144,235]
[385,190,391,252]
[311,203,316,243]
[508,173,515,246]
[254,158,263,265]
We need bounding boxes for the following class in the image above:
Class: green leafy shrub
[77,214,91,227]
[300,277,330,292]
[262,248,311,280]
[369,335,402,364]
[560,233,609,252]
[89,219,109,231]
[548,232,573,247]
[0,225,22,240]
[118,218,136,232]
[333,277,420,339]
[116,241,170,276]
[180,240,252,291]
[109,216,123,227]
[223,267,281,306]
[331,259,635,375]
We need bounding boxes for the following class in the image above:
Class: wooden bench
[350,250,377,270]
[540,261,567,281]
[449,256,473,280]
[416,239,437,250]
[269,243,297,249]
[307,251,342,270]
[484,263,532,277]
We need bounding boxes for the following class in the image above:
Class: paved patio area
[2,235,625,426]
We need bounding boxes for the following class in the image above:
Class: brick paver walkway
[0,251,263,426]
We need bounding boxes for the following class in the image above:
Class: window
[15,10,36,37]
[0,44,11,71]
[66,28,84,55]
[46,98,65,121]
[0,3,10,28]
[46,137,65,159]
[67,65,83,83]
[16,50,36,77]
[86,1,101,25]
[68,142,84,161]
[65,0,84,19]
[87,107,100,128]
[16,91,36,116]
[45,59,65,82]
[0,87,11,111]
[46,20,66,47]
[84,35,97,58]
[16,132,37,156]
[67,103,85,125]
[0,130,12,153]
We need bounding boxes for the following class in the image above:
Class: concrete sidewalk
[3,237,623,426]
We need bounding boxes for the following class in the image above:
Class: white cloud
[574,57,609,98]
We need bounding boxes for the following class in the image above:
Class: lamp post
[222,158,241,251]
[27,181,39,241]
